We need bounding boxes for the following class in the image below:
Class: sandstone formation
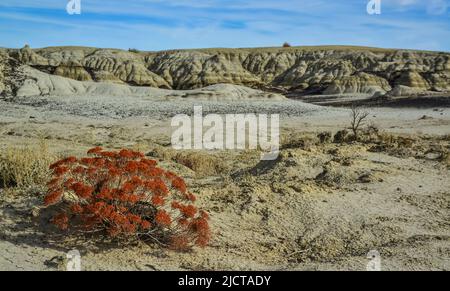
[387,85,423,97]
[394,71,430,90]
[53,63,93,81]
[2,45,449,98]
[0,50,5,95]
[15,66,284,101]
[323,72,392,95]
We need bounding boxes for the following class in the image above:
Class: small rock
[419,115,433,120]
[44,256,66,269]
[424,152,441,160]
[358,173,373,183]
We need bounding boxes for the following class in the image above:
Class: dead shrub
[350,107,370,141]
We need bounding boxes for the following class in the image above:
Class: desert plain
[0,46,449,271]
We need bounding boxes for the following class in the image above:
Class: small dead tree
[350,106,370,140]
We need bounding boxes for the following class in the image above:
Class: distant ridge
[1,45,449,98]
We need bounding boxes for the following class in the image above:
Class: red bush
[44,148,211,250]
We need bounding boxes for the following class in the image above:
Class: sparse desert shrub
[0,141,56,188]
[443,153,450,167]
[317,132,332,144]
[43,147,211,250]
[333,129,351,144]
[368,132,423,158]
[282,133,319,150]
[374,133,416,148]
[282,42,292,48]
[396,136,416,148]
[377,132,396,147]
[147,146,175,161]
[148,147,227,177]
[366,123,380,135]
[172,152,227,176]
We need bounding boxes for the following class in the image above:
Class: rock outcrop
[15,66,284,101]
[323,72,391,95]
[0,50,6,95]
[53,63,93,81]
[16,45,49,66]
[394,71,430,90]
[3,45,450,98]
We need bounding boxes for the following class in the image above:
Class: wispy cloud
[0,0,448,51]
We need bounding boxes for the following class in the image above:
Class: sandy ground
[0,94,449,271]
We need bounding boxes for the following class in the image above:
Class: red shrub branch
[44,148,211,250]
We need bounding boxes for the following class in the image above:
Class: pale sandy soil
[0,94,449,271]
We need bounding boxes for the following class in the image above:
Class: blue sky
[0,0,449,51]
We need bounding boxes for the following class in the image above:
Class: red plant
[43,147,211,250]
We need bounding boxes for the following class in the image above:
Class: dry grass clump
[366,131,450,163]
[333,130,353,143]
[378,133,416,148]
[148,147,228,177]
[281,132,320,150]
[148,146,176,161]
[0,141,57,188]
[172,152,228,176]
[367,132,421,157]
[443,153,450,167]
